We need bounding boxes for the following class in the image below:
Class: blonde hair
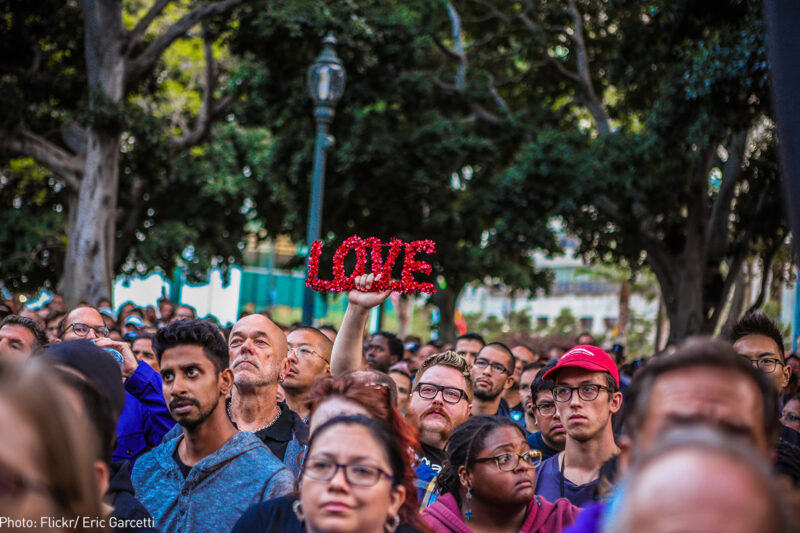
[0,360,104,532]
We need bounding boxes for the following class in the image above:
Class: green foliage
[548,308,579,340]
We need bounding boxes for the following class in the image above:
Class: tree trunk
[661,252,707,346]
[60,0,125,306]
[616,279,631,344]
[430,285,462,345]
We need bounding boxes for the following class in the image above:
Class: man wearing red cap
[534,345,623,507]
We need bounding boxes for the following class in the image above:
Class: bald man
[282,327,332,420]
[227,314,308,478]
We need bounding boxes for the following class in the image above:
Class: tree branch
[125,0,243,86]
[126,0,173,52]
[114,176,146,268]
[706,130,747,260]
[745,236,784,314]
[0,128,83,190]
[566,0,610,134]
[445,0,467,91]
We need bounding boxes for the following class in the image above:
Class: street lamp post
[302,35,346,325]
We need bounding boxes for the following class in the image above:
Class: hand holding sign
[306,236,437,294]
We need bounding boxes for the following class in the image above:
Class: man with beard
[132,320,292,532]
[534,345,622,507]
[470,342,516,417]
[527,362,566,460]
[227,313,308,477]
[282,326,331,420]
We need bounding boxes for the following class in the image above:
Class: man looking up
[454,332,485,366]
[0,315,48,361]
[227,313,307,476]
[470,342,515,416]
[527,362,566,460]
[58,305,174,465]
[132,333,159,372]
[133,320,292,532]
[534,345,622,507]
[282,326,331,420]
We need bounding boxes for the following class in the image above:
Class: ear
[617,434,633,476]
[279,356,291,382]
[503,374,514,391]
[609,391,623,414]
[219,367,235,395]
[387,483,406,520]
[782,364,792,391]
[94,459,110,499]
[457,465,472,489]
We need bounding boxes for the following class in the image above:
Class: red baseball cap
[542,345,619,387]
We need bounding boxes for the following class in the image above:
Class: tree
[0,0,245,304]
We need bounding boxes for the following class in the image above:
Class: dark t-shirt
[171,446,192,478]
[224,399,307,462]
[419,442,446,475]
[527,431,560,461]
[535,453,598,508]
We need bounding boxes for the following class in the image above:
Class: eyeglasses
[288,346,329,363]
[781,412,800,425]
[473,358,510,375]
[741,356,785,374]
[64,322,109,338]
[303,458,394,486]
[474,450,542,471]
[535,402,557,417]
[553,384,613,403]
[415,382,467,404]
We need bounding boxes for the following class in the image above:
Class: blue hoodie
[132,431,294,533]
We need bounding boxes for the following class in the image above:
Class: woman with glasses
[423,416,577,533]
[233,415,431,533]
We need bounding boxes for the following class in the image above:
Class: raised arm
[330,274,391,376]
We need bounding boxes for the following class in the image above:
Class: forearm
[330,303,371,376]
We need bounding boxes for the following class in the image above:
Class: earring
[464,487,473,521]
[292,499,304,522]
[385,513,401,532]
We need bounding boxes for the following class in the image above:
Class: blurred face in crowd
[365,334,398,373]
[512,346,537,366]
[406,365,471,448]
[411,345,437,372]
[617,448,780,533]
[173,306,195,322]
[632,367,768,455]
[309,397,371,435]
[284,329,331,395]
[60,307,108,341]
[389,371,412,414]
[733,334,791,396]
[159,302,175,322]
[554,368,622,443]
[471,346,514,401]
[519,367,539,417]
[781,397,800,433]
[228,314,288,390]
[0,324,37,362]
[132,337,158,372]
[48,294,66,314]
[45,315,62,343]
[787,356,800,377]
[533,389,566,449]
[0,395,58,520]
[160,345,232,430]
[454,339,483,366]
[461,425,537,508]
[300,423,405,533]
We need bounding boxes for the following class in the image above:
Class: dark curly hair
[728,310,785,359]
[154,319,228,372]
[435,415,527,507]
[1,314,49,350]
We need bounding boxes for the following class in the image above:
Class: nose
[328,465,350,491]
[287,348,298,364]
[86,328,99,340]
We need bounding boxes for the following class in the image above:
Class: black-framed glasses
[741,356,784,374]
[303,458,395,486]
[415,382,467,404]
[474,450,542,471]
[473,358,510,375]
[64,322,109,338]
[553,384,612,403]
[288,346,329,364]
[535,402,557,417]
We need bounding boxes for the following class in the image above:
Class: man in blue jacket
[132,320,293,532]
[58,305,175,465]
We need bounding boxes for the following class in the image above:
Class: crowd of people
[0,272,799,532]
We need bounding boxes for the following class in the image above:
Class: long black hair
[435,415,527,507]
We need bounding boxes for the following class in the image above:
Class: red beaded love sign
[306,236,437,294]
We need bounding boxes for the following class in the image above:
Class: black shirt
[224,398,308,462]
[172,446,192,478]
[420,442,447,474]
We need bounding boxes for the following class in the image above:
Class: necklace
[227,401,282,433]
